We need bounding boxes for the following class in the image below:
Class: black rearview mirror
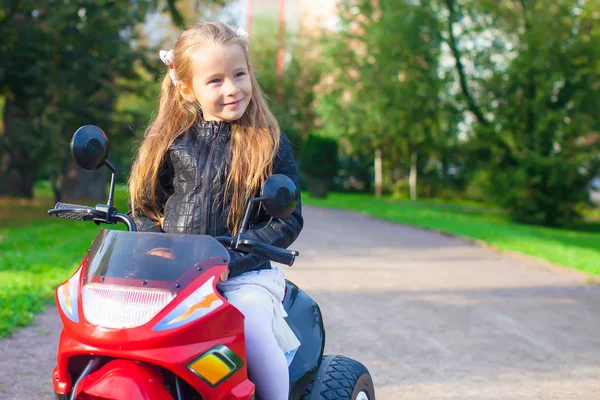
[261,174,298,219]
[71,125,109,171]
[238,174,298,236]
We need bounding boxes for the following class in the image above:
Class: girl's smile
[223,98,244,107]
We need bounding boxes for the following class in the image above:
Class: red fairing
[74,360,173,400]
[53,263,254,399]
[52,231,256,399]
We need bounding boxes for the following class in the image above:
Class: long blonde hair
[129,22,280,234]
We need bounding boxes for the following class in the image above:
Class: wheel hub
[356,391,369,400]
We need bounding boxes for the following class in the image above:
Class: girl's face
[180,44,252,122]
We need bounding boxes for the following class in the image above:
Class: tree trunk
[410,151,417,201]
[0,153,17,196]
[0,97,37,198]
[16,169,36,198]
[374,148,382,198]
[60,162,108,203]
[49,165,62,203]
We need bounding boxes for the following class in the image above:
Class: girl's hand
[147,247,175,260]
[220,267,230,281]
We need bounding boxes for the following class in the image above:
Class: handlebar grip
[55,202,92,210]
[250,245,296,266]
[51,202,96,221]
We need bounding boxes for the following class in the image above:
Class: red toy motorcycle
[49,126,375,400]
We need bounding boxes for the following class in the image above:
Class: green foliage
[249,17,280,101]
[249,15,323,154]
[0,0,229,197]
[300,134,339,198]
[301,134,339,179]
[0,1,152,197]
[315,0,459,199]
[488,152,593,226]
[333,156,373,193]
[444,0,600,226]
[315,0,600,226]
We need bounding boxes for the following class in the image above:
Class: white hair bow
[159,49,178,86]
[236,27,250,51]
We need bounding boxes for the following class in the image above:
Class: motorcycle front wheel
[300,355,375,400]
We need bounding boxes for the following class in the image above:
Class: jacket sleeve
[127,153,174,232]
[228,132,303,276]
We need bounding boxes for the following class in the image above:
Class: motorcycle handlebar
[55,202,93,210]
[114,213,137,231]
[48,203,137,231]
[49,202,98,221]
[49,208,294,264]
[214,236,298,266]
[250,244,296,266]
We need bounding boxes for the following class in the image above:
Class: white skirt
[217,266,301,365]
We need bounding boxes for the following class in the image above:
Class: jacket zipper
[199,123,220,235]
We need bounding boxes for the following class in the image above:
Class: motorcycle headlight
[82,284,176,329]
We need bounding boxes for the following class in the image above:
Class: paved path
[1,206,600,399]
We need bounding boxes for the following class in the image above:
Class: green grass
[1,186,599,337]
[0,186,128,337]
[302,192,600,276]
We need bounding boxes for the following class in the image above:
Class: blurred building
[246,0,338,35]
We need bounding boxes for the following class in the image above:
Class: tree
[0,0,230,200]
[249,15,323,154]
[315,0,448,198]
[0,1,151,199]
[300,134,339,197]
[444,0,600,225]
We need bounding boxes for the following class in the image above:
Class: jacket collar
[195,117,232,140]
[198,118,223,129]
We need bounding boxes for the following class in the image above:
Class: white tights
[228,297,290,400]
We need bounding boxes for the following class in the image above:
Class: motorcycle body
[52,229,326,399]
[49,125,375,400]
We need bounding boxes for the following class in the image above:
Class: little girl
[128,21,302,400]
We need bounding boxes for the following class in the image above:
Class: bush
[300,135,339,198]
[332,156,372,193]
[488,153,593,226]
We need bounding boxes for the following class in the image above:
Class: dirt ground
[1,205,600,399]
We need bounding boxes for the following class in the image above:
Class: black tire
[299,355,375,400]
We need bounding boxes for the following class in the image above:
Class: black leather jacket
[130,120,303,279]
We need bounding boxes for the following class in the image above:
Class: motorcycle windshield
[83,229,230,292]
